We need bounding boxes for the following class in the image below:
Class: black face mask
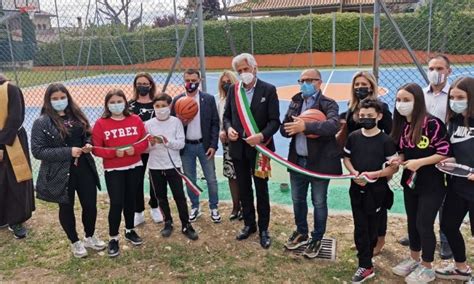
[355,87,371,100]
[222,83,231,94]
[185,82,200,93]
[359,118,377,130]
[137,85,151,96]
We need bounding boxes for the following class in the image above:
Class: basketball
[298,109,327,139]
[174,96,198,120]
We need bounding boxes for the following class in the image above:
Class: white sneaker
[392,258,420,277]
[84,235,106,251]
[210,209,222,223]
[71,240,88,258]
[134,211,145,227]
[405,266,435,283]
[189,208,202,222]
[150,208,164,223]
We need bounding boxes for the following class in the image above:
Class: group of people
[0,53,473,284]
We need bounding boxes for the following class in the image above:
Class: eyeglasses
[297,78,321,85]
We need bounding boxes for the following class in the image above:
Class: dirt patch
[0,197,472,283]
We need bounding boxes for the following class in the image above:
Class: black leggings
[149,169,189,227]
[105,167,141,237]
[135,154,158,212]
[59,158,98,243]
[404,187,446,262]
[440,189,474,263]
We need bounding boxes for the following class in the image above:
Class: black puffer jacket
[31,115,101,204]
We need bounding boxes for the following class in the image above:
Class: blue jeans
[182,143,219,210]
[290,156,330,241]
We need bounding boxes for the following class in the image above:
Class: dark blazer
[31,115,101,204]
[223,79,280,160]
[171,91,219,151]
[280,91,342,175]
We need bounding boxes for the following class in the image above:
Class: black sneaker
[351,267,375,283]
[302,238,322,259]
[398,236,410,246]
[0,223,8,229]
[124,230,143,246]
[284,231,309,250]
[108,239,120,257]
[161,221,173,238]
[8,224,27,239]
[182,224,199,241]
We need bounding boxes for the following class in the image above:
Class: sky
[38,0,245,28]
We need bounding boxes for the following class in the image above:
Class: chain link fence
[1,0,473,189]
[0,0,206,177]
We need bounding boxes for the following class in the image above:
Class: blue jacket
[171,91,219,151]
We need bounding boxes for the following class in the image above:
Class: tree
[98,0,143,31]
[181,0,221,20]
[153,15,180,28]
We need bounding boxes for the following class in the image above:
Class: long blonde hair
[217,70,238,99]
[348,71,378,112]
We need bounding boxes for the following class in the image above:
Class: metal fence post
[332,12,336,68]
[427,0,433,60]
[358,4,362,67]
[250,8,254,54]
[373,0,381,82]
[196,0,207,92]
[309,6,313,67]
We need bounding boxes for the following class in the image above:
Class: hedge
[34,11,473,66]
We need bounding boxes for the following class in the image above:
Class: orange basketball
[298,109,327,139]
[174,96,198,120]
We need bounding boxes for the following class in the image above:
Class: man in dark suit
[280,69,342,258]
[171,69,221,223]
[223,53,280,249]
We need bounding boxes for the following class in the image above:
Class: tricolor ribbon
[234,81,378,183]
[152,135,203,196]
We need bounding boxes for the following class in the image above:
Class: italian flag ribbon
[234,82,377,183]
[152,135,203,196]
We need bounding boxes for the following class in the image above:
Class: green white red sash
[234,82,377,183]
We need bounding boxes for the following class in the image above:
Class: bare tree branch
[129,3,142,32]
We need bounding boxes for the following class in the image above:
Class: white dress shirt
[423,82,450,123]
[185,93,202,140]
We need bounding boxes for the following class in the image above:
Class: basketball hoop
[19,4,36,20]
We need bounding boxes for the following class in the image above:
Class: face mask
[427,70,446,86]
[222,83,231,94]
[240,72,254,85]
[108,102,125,115]
[396,101,414,117]
[300,82,316,97]
[137,85,151,96]
[185,82,200,93]
[51,98,68,112]
[359,118,377,130]
[355,87,371,100]
[450,100,468,114]
[155,107,171,120]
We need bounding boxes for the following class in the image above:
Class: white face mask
[155,107,170,120]
[396,101,414,117]
[240,72,254,85]
[450,100,468,114]
[427,70,446,86]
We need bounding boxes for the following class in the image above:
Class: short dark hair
[184,68,200,78]
[153,92,172,105]
[429,54,451,68]
[358,98,383,114]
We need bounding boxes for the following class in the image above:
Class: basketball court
[21,66,474,214]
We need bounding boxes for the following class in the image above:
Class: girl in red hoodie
[92,89,148,257]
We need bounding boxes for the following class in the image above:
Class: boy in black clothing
[343,99,398,283]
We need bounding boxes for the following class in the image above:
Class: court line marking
[323,70,335,94]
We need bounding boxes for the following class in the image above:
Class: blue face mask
[300,82,316,97]
[450,100,468,114]
[108,102,125,115]
[51,98,68,112]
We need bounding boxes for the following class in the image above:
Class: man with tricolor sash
[0,74,35,239]
[223,53,280,249]
[280,69,342,258]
